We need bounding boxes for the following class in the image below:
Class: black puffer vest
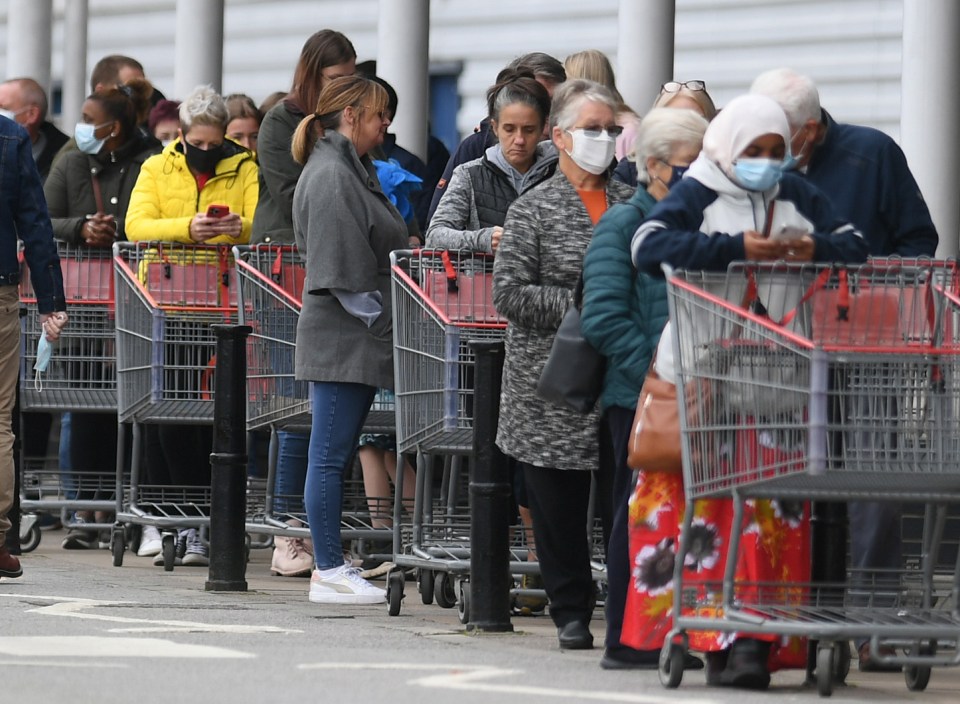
[469,158,517,228]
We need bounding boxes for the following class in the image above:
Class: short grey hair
[179,84,229,131]
[549,78,618,132]
[750,68,820,129]
[634,108,709,184]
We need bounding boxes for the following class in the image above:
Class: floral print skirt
[621,426,811,670]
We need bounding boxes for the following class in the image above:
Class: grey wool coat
[492,169,634,470]
[293,130,409,388]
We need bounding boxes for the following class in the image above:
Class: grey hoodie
[426,141,557,253]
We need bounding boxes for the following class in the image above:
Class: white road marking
[298,663,717,704]
[0,594,301,634]
[0,636,253,659]
[0,659,128,668]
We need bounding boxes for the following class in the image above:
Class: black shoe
[600,647,704,671]
[705,650,729,686]
[557,621,594,650]
[716,638,771,690]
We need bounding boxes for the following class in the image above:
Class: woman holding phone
[126,84,257,565]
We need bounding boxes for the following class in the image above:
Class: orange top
[576,189,608,225]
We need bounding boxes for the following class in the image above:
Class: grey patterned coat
[492,170,633,470]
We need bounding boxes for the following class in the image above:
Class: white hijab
[701,94,791,179]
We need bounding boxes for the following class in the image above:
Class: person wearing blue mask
[43,78,160,552]
[630,94,867,690]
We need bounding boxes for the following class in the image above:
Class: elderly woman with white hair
[628,94,866,689]
[579,107,708,671]
[492,78,633,651]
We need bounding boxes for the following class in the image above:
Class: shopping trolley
[111,241,237,569]
[388,249,600,620]
[657,261,960,696]
[18,242,119,550]
[233,244,396,565]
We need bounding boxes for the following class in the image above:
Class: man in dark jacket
[0,78,70,182]
[426,52,566,225]
[752,67,939,674]
[0,115,67,578]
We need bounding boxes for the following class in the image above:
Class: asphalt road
[2,530,958,704]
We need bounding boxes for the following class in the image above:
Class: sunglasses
[660,80,707,94]
[572,125,624,139]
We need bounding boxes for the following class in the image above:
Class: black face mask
[183,140,223,174]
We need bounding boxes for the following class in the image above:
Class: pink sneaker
[271,535,313,577]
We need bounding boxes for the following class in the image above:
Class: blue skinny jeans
[306,381,375,569]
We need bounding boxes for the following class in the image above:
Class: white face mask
[564,128,616,175]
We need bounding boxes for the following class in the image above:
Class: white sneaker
[138,526,163,557]
[181,528,209,566]
[309,564,386,604]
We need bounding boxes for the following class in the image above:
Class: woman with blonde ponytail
[291,75,408,605]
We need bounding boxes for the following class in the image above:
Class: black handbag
[536,275,605,413]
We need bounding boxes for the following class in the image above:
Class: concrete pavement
[1,528,959,704]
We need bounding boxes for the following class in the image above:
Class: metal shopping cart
[657,260,960,696]
[387,249,603,620]
[233,244,396,567]
[18,242,120,551]
[111,241,237,569]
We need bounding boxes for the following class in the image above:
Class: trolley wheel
[161,534,176,572]
[658,641,685,689]
[905,641,935,692]
[457,580,471,625]
[20,522,41,553]
[816,644,834,697]
[832,641,851,685]
[434,572,456,609]
[387,570,404,616]
[418,569,434,605]
[111,527,125,567]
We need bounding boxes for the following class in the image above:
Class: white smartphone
[772,224,810,241]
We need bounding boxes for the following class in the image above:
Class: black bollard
[466,340,514,633]
[205,324,252,592]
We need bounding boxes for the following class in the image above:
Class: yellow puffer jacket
[126,138,258,244]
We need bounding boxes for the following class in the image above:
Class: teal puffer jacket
[581,187,669,412]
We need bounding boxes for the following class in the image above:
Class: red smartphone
[206,204,230,218]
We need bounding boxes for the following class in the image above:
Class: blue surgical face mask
[34,334,53,391]
[75,122,110,155]
[732,157,783,191]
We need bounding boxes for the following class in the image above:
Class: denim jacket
[0,116,64,313]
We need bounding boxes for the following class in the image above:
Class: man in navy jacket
[752,67,938,674]
[752,68,937,258]
[0,115,66,578]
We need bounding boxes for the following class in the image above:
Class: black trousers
[600,405,642,652]
[521,455,613,630]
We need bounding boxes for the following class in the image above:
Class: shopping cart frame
[658,261,960,695]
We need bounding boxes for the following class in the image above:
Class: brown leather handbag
[627,364,681,474]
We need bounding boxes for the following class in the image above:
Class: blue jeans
[274,429,309,514]
[306,381,375,569]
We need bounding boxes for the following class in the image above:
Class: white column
[617,0,675,113]
[901,0,960,258]
[5,0,53,91]
[61,0,89,131]
[377,0,430,162]
[174,0,225,98]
